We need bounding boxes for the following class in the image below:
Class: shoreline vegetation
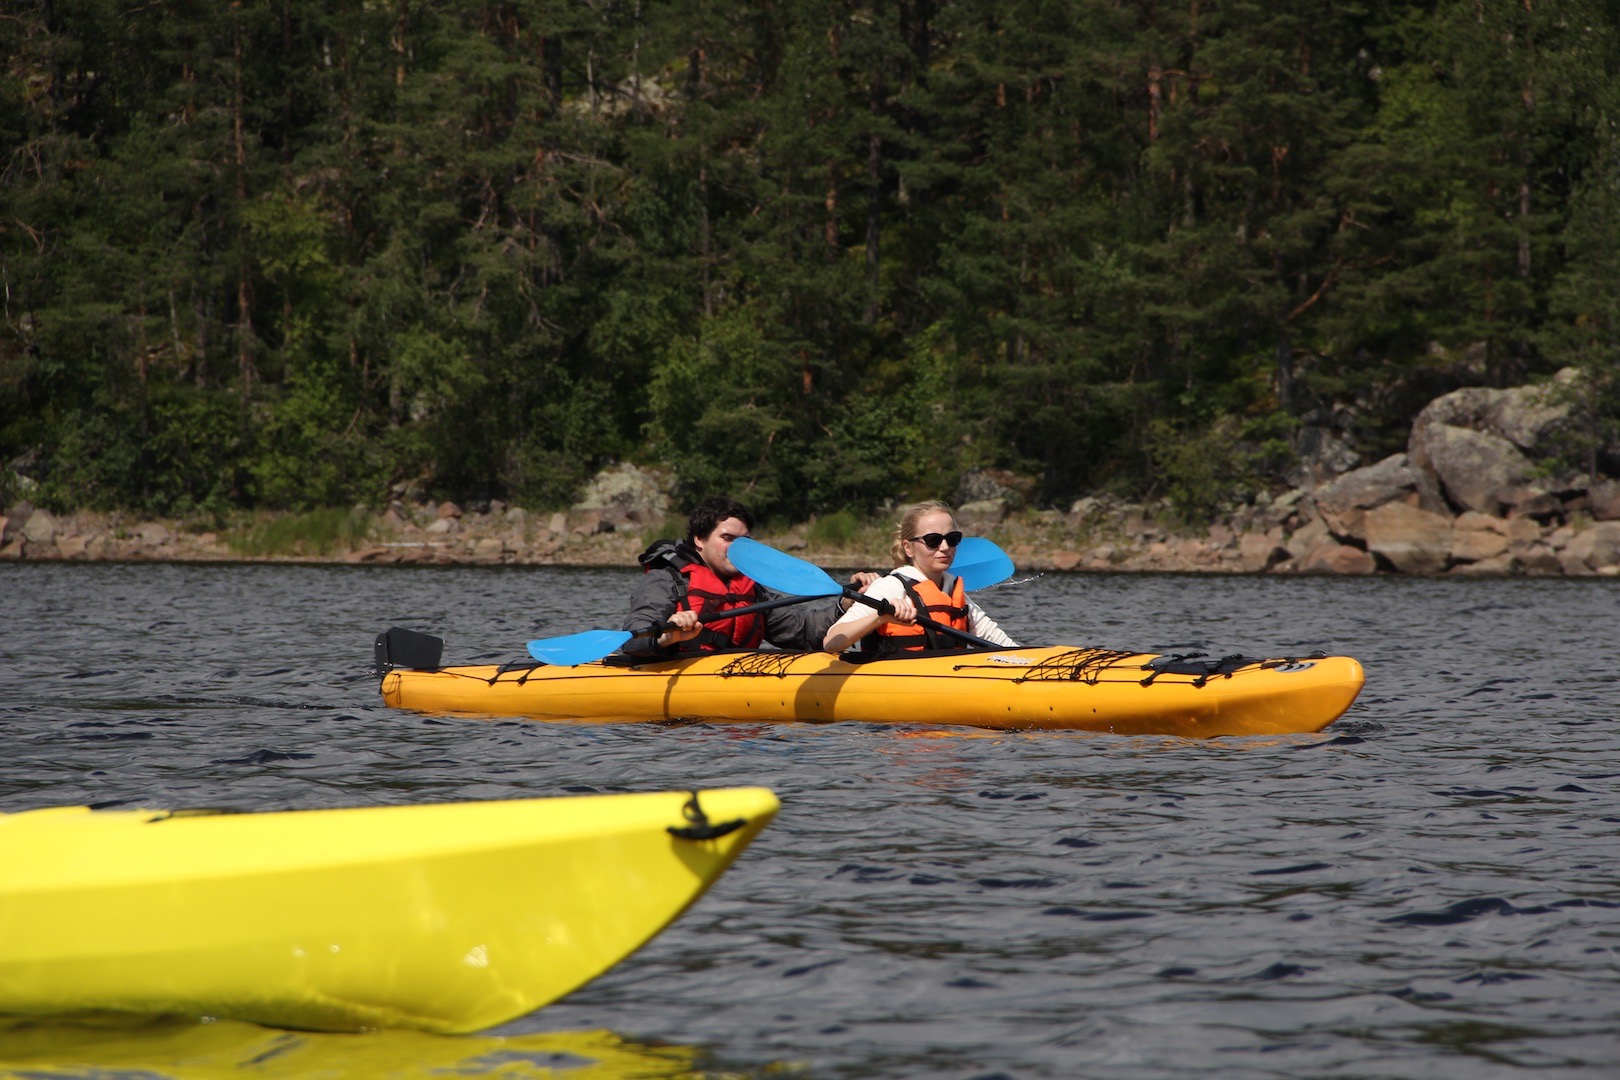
[6,369,1618,578]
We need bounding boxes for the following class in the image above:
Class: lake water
[2,562,1618,1078]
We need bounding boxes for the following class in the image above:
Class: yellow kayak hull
[0,789,777,1034]
[381,647,1365,737]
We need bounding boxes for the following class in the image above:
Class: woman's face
[901,509,958,579]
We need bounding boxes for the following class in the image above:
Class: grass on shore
[208,502,1105,563]
[226,508,374,558]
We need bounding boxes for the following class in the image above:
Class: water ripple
[2,563,1618,1079]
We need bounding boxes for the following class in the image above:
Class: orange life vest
[871,572,969,654]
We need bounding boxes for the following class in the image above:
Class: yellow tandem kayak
[380,644,1365,738]
[0,788,777,1034]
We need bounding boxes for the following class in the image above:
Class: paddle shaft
[530,585,838,665]
[634,590,829,643]
[673,580,1001,651]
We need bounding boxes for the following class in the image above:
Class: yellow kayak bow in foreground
[0,788,777,1034]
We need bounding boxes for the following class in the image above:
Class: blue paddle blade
[527,628,633,666]
[952,537,1015,592]
[727,537,843,597]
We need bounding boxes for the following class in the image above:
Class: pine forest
[4,0,1619,524]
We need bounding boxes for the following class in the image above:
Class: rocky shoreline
[5,488,1617,579]
[5,372,1619,578]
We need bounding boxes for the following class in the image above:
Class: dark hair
[686,495,754,544]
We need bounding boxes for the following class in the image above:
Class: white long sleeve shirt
[824,565,1018,649]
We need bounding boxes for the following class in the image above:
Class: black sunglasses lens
[915,531,962,549]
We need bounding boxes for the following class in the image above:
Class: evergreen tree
[1536,5,1620,479]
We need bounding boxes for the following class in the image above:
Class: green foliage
[43,387,244,516]
[249,357,369,511]
[801,325,956,511]
[143,389,248,516]
[807,509,864,547]
[4,0,1620,525]
[507,377,624,509]
[646,308,797,509]
[1538,116,1620,477]
[1145,413,1293,525]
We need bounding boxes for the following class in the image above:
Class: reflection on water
[0,1016,705,1079]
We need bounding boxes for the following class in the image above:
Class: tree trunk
[233,5,255,401]
[826,163,839,259]
[863,125,882,324]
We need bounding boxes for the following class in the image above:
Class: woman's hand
[883,595,918,625]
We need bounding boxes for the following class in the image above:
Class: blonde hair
[890,501,956,566]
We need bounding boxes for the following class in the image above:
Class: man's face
[694,516,750,578]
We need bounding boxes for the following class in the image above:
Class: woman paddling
[822,501,1017,655]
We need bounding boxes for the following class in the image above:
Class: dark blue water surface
[2,562,1617,1078]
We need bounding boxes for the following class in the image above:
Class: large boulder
[954,468,1035,510]
[1410,372,1575,453]
[1312,454,1420,541]
[2,501,34,544]
[1284,516,1331,560]
[1488,374,1578,452]
[1297,540,1377,575]
[1503,515,1543,556]
[1363,502,1453,574]
[1559,521,1620,575]
[1449,512,1509,564]
[1409,424,1535,515]
[1517,544,1563,575]
[1590,481,1620,521]
[1237,532,1291,572]
[573,463,674,528]
[1407,372,1577,515]
[1450,552,1516,576]
[955,498,1010,528]
[20,507,58,545]
[1288,424,1361,488]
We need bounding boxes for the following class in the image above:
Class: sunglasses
[907,530,963,550]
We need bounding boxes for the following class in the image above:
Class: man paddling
[622,496,903,657]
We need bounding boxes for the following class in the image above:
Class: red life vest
[872,572,969,654]
[677,561,764,651]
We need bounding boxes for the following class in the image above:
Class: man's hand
[659,609,702,646]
